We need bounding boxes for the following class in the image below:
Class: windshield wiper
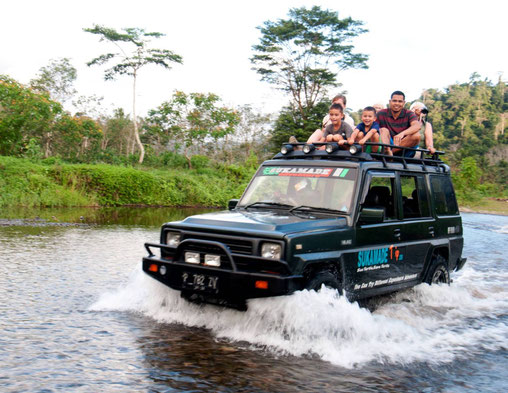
[289,205,346,215]
[243,201,293,209]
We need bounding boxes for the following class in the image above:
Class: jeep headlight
[166,231,181,247]
[261,243,282,259]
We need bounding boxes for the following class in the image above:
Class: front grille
[158,229,289,275]
[180,243,233,270]
[181,233,253,255]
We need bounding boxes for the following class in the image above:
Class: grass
[1,155,506,216]
[0,156,254,208]
[460,198,508,216]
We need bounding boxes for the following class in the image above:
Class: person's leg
[307,129,324,144]
[371,132,382,152]
[424,123,436,154]
[379,128,393,155]
[393,133,420,157]
[397,133,420,148]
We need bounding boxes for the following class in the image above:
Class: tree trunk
[132,71,145,163]
[44,132,51,158]
[184,145,192,169]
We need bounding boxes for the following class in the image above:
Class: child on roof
[322,103,354,146]
[348,106,381,153]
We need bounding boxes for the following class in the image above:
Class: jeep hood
[170,209,347,236]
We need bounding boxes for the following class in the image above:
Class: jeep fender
[422,239,450,283]
[293,251,345,285]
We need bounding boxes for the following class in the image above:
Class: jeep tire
[305,270,342,294]
[425,255,450,285]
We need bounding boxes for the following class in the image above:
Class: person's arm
[393,119,421,145]
[348,128,360,145]
[359,129,377,145]
[322,114,330,130]
[333,133,347,144]
[424,122,436,154]
[321,128,331,142]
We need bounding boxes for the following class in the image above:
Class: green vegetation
[0,156,254,208]
[0,76,102,159]
[145,91,240,168]
[421,76,508,205]
[460,198,508,216]
[251,6,368,121]
[84,25,183,163]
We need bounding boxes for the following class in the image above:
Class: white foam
[495,225,508,234]
[90,263,508,369]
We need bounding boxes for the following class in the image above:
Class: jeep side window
[430,175,459,215]
[400,175,431,219]
[363,176,396,220]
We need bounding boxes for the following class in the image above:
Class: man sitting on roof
[377,91,421,156]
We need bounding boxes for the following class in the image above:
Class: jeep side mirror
[358,207,385,224]
[228,199,239,210]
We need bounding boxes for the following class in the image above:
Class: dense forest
[0,7,506,208]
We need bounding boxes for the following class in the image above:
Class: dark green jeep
[143,143,466,309]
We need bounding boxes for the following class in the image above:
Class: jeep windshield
[238,165,357,213]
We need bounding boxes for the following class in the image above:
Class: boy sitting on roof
[348,106,381,153]
[322,103,354,147]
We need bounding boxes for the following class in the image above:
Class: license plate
[181,272,219,293]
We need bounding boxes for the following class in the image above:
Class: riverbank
[1,156,507,215]
[0,156,253,209]
[460,198,508,216]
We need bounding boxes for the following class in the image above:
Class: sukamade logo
[357,245,403,268]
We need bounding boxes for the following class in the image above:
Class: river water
[0,208,506,392]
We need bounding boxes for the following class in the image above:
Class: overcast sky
[1,0,506,117]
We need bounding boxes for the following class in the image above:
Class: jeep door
[396,173,435,279]
[348,171,408,295]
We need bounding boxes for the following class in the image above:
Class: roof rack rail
[273,142,447,170]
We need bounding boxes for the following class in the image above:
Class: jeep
[142,142,466,310]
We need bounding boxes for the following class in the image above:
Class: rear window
[430,175,459,215]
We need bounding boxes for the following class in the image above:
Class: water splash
[90,264,508,369]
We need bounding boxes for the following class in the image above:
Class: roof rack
[273,142,448,171]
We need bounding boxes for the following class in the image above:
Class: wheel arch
[422,246,450,283]
[302,259,343,287]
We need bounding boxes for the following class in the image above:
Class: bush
[0,156,250,208]
[190,155,210,169]
[161,152,187,168]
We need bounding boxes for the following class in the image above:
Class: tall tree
[0,75,62,156]
[101,108,134,155]
[30,58,77,104]
[84,25,183,163]
[250,6,368,120]
[0,75,101,159]
[145,91,240,168]
[269,99,330,150]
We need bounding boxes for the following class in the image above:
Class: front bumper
[142,241,303,302]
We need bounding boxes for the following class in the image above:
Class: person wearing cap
[410,101,436,154]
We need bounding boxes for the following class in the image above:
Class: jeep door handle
[393,228,401,240]
[428,226,435,237]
